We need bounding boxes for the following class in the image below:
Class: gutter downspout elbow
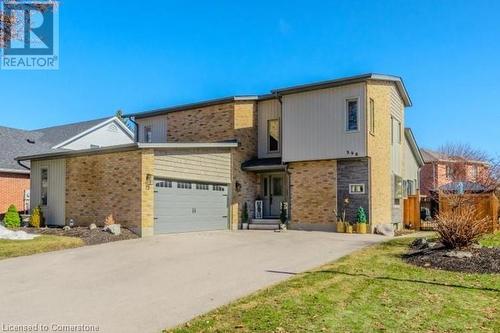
[127,117,139,142]
[17,160,30,171]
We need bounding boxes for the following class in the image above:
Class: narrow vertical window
[41,168,48,206]
[369,98,375,134]
[268,119,280,152]
[346,99,359,131]
[144,125,152,143]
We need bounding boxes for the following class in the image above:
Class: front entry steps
[248,219,280,230]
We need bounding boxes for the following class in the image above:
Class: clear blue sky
[1,0,499,155]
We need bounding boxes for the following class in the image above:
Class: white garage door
[154,179,229,234]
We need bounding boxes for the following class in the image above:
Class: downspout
[127,117,139,142]
[275,92,291,223]
[17,160,30,171]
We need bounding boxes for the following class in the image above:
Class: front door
[263,174,284,217]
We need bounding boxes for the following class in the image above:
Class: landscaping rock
[444,251,473,259]
[411,237,428,249]
[103,224,121,235]
[374,224,394,237]
[89,223,97,230]
[62,226,71,231]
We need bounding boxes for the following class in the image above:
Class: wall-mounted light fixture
[235,181,241,192]
[146,174,154,189]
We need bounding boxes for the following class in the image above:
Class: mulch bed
[404,243,500,274]
[19,226,139,245]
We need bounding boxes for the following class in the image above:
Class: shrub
[436,205,490,249]
[3,204,20,228]
[241,202,249,224]
[30,206,43,228]
[104,214,116,226]
[356,207,367,224]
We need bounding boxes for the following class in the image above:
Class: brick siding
[0,172,29,214]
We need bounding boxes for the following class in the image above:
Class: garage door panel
[154,179,229,234]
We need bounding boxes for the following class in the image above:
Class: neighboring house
[17,73,422,236]
[1,117,134,216]
[419,148,489,196]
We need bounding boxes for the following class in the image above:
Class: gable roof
[1,117,130,173]
[420,148,449,163]
[125,73,411,119]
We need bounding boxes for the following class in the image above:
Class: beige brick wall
[65,149,152,236]
[288,160,337,228]
[165,101,259,229]
[366,81,395,227]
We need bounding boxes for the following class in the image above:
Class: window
[155,180,172,188]
[349,184,365,194]
[471,165,478,179]
[144,125,152,143]
[391,117,401,144]
[272,177,283,196]
[394,174,402,205]
[40,168,48,206]
[346,99,359,131]
[369,98,375,134]
[195,183,209,190]
[446,165,454,178]
[267,119,280,152]
[177,182,192,189]
[212,184,225,191]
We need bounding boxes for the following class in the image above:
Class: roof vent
[27,139,36,144]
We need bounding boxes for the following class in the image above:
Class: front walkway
[0,230,387,332]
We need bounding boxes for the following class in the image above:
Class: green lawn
[0,235,84,260]
[479,232,500,248]
[166,237,500,333]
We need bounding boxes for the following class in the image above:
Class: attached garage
[17,142,237,236]
[152,146,232,234]
[154,179,228,233]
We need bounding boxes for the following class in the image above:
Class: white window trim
[267,119,280,153]
[349,183,365,194]
[345,97,360,133]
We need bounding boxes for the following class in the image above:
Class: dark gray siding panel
[337,159,369,223]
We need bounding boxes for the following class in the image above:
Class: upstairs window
[471,165,478,179]
[268,119,280,152]
[144,126,152,143]
[391,117,401,144]
[446,165,454,179]
[346,99,359,131]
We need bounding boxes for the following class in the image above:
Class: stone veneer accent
[288,160,337,230]
[337,159,370,223]
[65,149,154,236]
[165,101,259,229]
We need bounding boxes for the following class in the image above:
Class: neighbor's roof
[420,148,449,163]
[125,73,411,119]
[0,117,120,172]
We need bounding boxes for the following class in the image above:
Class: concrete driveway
[0,230,386,332]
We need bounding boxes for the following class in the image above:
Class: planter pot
[357,223,367,234]
[346,225,353,234]
[280,223,287,231]
[336,221,345,233]
[241,223,249,230]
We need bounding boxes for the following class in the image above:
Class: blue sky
[1,0,499,155]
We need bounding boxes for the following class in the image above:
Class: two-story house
[17,74,423,236]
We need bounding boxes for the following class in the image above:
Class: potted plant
[334,197,350,233]
[241,202,249,230]
[356,207,367,234]
[345,222,353,233]
[279,202,288,231]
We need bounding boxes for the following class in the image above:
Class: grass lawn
[166,237,500,333]
[479,232,500,248]
[0,235,84,260]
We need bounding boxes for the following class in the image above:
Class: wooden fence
[439,193,499,232]
[403,195,421,229]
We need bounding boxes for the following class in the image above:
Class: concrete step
[248,223,279,230]
[251,219,280,225]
